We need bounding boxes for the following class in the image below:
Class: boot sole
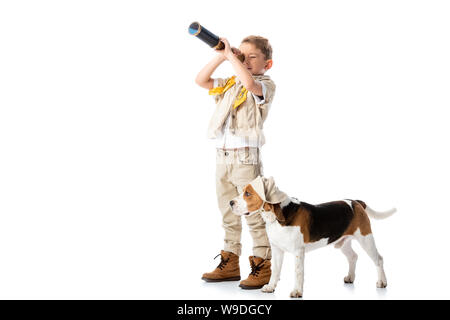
[239,283,265,290]
[201,276,241,282]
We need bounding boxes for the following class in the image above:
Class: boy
[195,35,276,289]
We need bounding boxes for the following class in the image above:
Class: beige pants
[215,148,271,259]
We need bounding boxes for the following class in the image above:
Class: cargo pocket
[237,148,259,165]
[232,158,261,187]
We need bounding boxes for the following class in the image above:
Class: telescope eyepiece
[188,22,220,48]
[188,22,201,36]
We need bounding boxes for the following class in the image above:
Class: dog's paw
[344,275,354,284]
[261,284,275,293]
[376,280,387,288]
[290,289,303,298]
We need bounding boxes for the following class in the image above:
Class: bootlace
[249,259,265,276]
[214,254,229,270]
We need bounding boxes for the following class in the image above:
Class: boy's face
[238,42,273,76]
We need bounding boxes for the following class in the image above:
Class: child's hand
[219,38,232,59]
[216,38,240,61]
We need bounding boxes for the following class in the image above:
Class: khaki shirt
[207,74,276,147]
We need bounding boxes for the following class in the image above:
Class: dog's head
[230,176,287,217]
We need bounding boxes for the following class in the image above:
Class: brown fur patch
[343,201,372,236]
[243,184,264,213]
[287,207,312,243]
[355,200,367,209]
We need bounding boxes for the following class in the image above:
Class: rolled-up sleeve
[251,81,267,105]
[254,79,276,121]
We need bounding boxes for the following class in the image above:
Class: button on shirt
[214,78,267,149]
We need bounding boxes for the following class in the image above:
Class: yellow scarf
[209,76,248,109]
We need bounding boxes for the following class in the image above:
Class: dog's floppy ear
[263,202,273,212]
[263,202,286,223]
[273,205,286,223]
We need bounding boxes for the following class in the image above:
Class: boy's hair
[241,35,272,60]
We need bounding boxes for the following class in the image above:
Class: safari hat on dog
[249,176,288,204]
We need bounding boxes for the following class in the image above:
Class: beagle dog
[230,176,396,298]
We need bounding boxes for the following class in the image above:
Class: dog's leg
[355,233,387,288]
[290,247,305,298]
[262,245,284,293]
[341,239,358,284]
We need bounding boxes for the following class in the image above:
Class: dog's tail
[364,202,397,220]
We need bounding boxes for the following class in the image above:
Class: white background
[1,0,449,300]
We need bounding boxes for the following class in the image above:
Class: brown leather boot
[239,256,271,289]
[201,250,241,282]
